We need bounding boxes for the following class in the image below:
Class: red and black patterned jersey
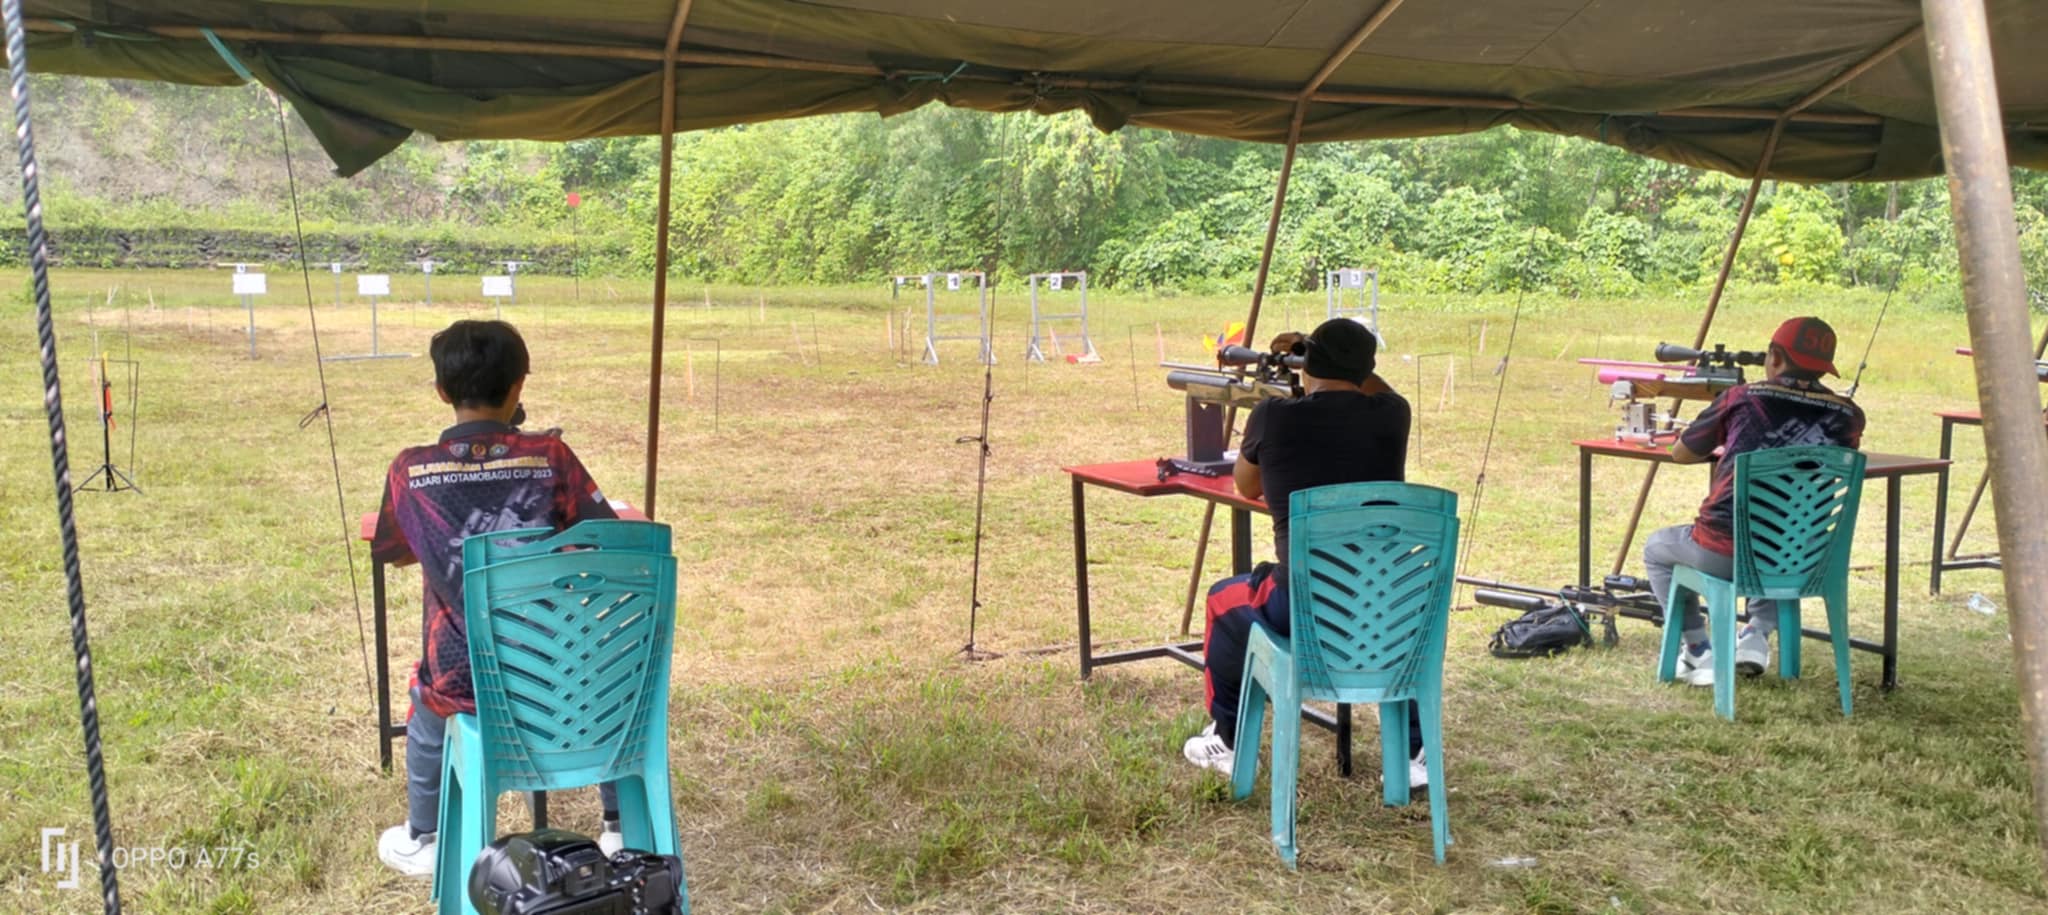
[1678,377,1865,555]
[370,420,616,717]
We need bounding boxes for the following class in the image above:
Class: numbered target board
[357,274,392,296]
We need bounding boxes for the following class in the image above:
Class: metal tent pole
[1922,0,2048,867]
[642,0,694,521]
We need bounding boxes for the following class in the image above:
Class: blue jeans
[405,685,618,836]
[1642,524,1777,641]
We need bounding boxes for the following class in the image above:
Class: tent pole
[1605,136,1776,575]
[642,0,694,521]
[1605,23,1920,575]
[1923,0,2048,866]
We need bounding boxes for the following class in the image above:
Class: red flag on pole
[566,192,582,208]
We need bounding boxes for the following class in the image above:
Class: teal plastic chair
[1231,482,1460,866]
[1657,446,1865,721]
[464,519,673,566]
[430,523,685,914]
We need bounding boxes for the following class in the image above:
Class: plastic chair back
[461,546,677,794]
[1285,490,1459,702]
[462,519,673,570]
[1730,446,1865,601]
[1291,481,1457,517]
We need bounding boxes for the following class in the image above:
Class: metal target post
[921,271,993,365]
[224,263,267,359]
[1024,270,1096,362]
[1325,267,1384,344]
[418,258,435,308]
[324,272,413,362]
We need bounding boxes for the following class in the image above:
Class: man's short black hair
[1769,343,1825,382]
[431,320,529,408]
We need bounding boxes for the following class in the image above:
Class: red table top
[1064,460,1269,514]
[1936,409,1983,424]
[358,500,649,542]
[1572,440,1947,478]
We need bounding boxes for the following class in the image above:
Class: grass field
[0,268,2041,913]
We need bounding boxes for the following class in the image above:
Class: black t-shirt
[1240,388,1412,561]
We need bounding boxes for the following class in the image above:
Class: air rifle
[1464,574,1661,648]
[1160,342,1305,477]
[1581,342,1762,444]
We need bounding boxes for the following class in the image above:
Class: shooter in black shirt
[1183,319,1428,786]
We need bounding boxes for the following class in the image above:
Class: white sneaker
[1675,641,1715,688]
[1182,732,1234,775]
[1734,626,1771,677]
[1408,751,1430,789]
[377,824,435,879]
[598,828,624,857]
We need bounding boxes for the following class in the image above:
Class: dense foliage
[11,76,2048,300]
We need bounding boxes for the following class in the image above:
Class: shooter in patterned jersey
[369,320,620,878]
[1645,316,1866,689]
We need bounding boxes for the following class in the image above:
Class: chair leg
[1379,699,1411,808]
[439,719,494,915]
[1269,687,1302,870]
[1778,599,1802,679]
[1710,584,1738,722]
[1417,692,1449,864]
[431,742,461,906]
[1657,583,1687,683]
[1826,586,1854,717]
[1230,671,1270,802]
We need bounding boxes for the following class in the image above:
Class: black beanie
[1304,318,1376,384]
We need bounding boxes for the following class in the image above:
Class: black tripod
[74,355,139,494]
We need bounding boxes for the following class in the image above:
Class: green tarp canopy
[16,1,2048,180]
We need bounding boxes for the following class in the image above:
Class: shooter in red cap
[1642,316,1866,689]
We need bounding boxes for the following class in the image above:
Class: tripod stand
[74,351,139,494]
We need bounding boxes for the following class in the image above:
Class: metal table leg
[1230,508,1251,574]
[1073,476,1093,679]
[1884,475,1902,691]
[1578,447,1593,588]
[374,559,393,773]
[1932,417,1956,595]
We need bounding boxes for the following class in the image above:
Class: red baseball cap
[1771,316,1838,376]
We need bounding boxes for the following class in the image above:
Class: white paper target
[330,263,343,274]
[1341,269,1366,289]
[482,276,514,298]
[1049,274,1063,291]
[947,273,962,291]
[421,261,435,275]
[232,273,267,296]
[357,274,392,296]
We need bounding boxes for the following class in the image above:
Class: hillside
[4,75,2046,298]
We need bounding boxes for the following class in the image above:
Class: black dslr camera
[470,829,686,915]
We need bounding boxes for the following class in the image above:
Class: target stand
[1326,267,1386,347]
[223,263,267,359]
[74,330,141,494]
[920,271,993,365]
[1024,271,1096,362]
[324,273,415,362]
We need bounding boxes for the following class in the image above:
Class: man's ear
[434,383,453,406]
[506,378,527,408]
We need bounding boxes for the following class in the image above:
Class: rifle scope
[1217,344,1305,370]
[1653,342,1765,367]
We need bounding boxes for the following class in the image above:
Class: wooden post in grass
[1924,0,2048,867]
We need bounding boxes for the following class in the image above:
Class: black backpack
[1488,601,1594,659]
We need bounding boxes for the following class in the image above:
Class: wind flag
[1202,321,1246,354]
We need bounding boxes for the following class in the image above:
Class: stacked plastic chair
[1230,482,1460,866]
[1658,445,1866,721]
[430,520,686,915]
